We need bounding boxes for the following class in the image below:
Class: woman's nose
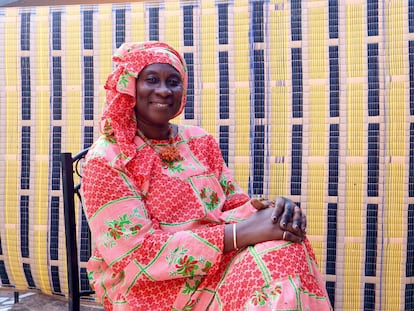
[155,82,172,96]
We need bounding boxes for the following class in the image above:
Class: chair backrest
[60,149,94,311]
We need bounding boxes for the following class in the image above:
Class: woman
[81,41,332,310]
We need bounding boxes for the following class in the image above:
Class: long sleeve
[187,133,257,223]
[82,136,226,283]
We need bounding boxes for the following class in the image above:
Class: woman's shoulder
[85,135,122,163]
[178,124,211,139]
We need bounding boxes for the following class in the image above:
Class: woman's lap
[106,239,332,310]
[207,239,332,310]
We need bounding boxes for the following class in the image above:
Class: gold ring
[283,231,287,240]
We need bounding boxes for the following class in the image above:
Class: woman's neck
[137,123,172,140]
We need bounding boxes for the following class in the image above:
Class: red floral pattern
[82,126,332,310]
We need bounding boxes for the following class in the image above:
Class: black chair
[60,149,94,311]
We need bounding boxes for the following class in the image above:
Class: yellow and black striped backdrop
[0,1,412,310]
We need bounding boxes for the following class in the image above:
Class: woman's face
[135,63,183,128]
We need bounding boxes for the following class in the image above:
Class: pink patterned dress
[81,124,332,311]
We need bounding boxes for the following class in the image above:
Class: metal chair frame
[60,149,94,311]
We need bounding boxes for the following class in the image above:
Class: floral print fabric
[81,125,332,311]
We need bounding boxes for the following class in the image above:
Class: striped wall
[0,1,412,310]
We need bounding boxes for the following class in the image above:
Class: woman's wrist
[224,223,241,253]
[232,223,238,250]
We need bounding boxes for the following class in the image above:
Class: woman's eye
[168,79,181,87]
[145,77,157,83]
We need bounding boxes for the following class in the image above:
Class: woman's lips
[151,102,170,108]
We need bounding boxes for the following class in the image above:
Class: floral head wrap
[100,41,188,160]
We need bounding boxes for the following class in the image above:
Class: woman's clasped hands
[230,196,307,251]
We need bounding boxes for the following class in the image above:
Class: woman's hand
[251,196,306,239]
[250,197,275,210]
[224,196,307,252]
[271,196,307,240]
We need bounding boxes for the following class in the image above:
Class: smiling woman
[135,64,184,135]
[80,41,332,311]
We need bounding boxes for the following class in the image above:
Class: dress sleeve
[189,133,257,223]
[219,162,257,223]
[82,146,225,282]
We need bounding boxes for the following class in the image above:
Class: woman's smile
[135,63,184,138]
[150,101,172,108]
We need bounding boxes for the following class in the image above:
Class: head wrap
[100,41,188,160]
